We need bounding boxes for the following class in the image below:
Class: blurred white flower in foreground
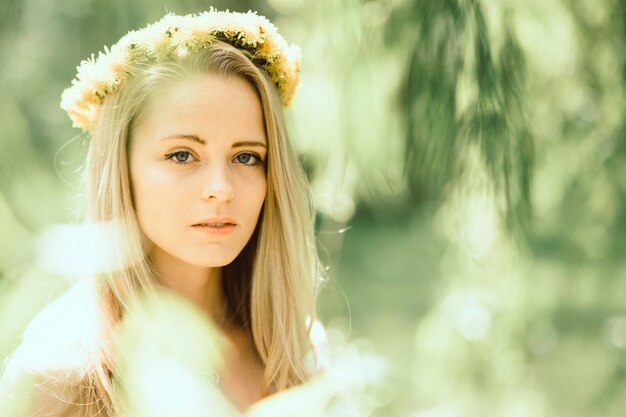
[36,219,136,276]
[246,328,390,417]
[0,278,389,417]
[117,291,389,417]
[114,289,237,417]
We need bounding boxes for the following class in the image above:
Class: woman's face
[129,74,267,267]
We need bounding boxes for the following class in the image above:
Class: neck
[149,246,227,326]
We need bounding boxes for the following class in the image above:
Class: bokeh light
[1,0,625,416]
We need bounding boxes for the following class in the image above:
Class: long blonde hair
[81,40,319,415]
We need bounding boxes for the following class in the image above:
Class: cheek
[130,159,183,231]
[234,171,266,228]
[130,175,156,235]
[247,172,267,212]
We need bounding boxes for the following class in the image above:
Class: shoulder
[0,280,102,416]
[2,279,102,380]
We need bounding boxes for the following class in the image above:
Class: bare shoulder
[0,280,102,416]
[2,279,102,378]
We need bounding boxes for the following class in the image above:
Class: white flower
[61,8,301,131]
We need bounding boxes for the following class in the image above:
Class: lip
[191,217,238,235]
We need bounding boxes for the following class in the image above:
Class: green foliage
[394,0,534,238]
[0,0,625,416]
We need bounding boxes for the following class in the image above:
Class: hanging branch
[394,0,534,240]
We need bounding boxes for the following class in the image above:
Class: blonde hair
[80,40,319,415]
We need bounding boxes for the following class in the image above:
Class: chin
[151,241,244,268]
[185,253,239,268]
[198,259,235,268]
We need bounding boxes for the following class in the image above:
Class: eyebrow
[161,134,206,145]
[160,134,266,148]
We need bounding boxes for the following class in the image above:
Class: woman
[0,9,325,417]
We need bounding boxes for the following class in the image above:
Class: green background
[1,0,625,416]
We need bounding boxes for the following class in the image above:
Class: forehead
[133,74,267,145]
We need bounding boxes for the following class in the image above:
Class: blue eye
[234,152,263,166]
[166,151,195,165]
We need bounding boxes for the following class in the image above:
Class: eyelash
[164,151,265,166]
[234,152,265,166]
[164,151,196,165]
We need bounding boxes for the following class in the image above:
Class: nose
[200,163,234,202]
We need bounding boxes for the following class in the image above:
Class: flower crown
[60,8,301,132]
